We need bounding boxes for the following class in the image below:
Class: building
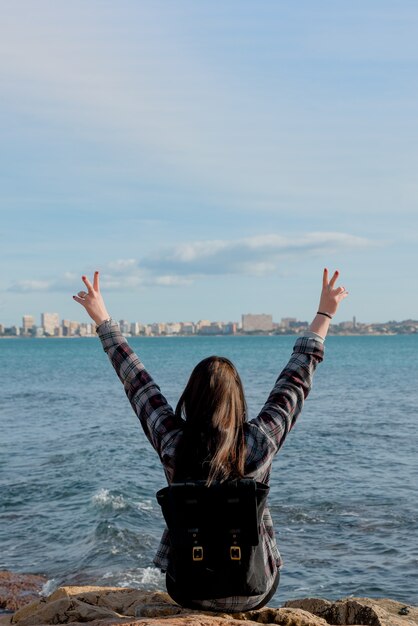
[280,317,297,329]
[180,322,195,335]
[166,322,182,335]
[130,322,145,336]
[22,315,35,335]
[150,322,167,336]
[119,320,131,335]
[195,320,211,332]
[62,320,80,336]
[198,322,224,335]
[339,320,356,330]
[241,314,273,333]
[41,312,60,336]
[79,323,93,336]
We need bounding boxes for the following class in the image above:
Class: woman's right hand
[72,271,111,326]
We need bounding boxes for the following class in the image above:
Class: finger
[82,275,94,294]
[336,288,349,299]
[93,270,100,292]
[77,290,88,298]
[73,295,86,306]
[329,270,339,289]
[322,268,328,289]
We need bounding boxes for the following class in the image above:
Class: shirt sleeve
[249,336,324,453]
[301,330,325,343]
[97,319,183,460]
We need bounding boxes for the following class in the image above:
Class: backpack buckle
[230,546,241,561]
[192,546,204,561]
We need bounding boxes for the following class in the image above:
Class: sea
[1,334,417,607]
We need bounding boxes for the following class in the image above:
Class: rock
[4,580,418,626]
[12,597,121,626]
[50,586,176,617]
[230,606,329,625]
[11,587,178,625]
[9,586,330,626]
[129,612,326,626]
[0,572,47,612]
[284,596,418,626]
[283,600,332,618]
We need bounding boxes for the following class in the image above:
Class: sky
[1,1,418,326]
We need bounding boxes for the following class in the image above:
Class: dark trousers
[166,569,280,613]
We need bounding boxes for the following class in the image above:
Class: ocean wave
[41,579,59,597]
[92,566,165,591]
[91,489,128,510]
[136,499,154,512]
[116,567,165,590]
[91,490,156,515]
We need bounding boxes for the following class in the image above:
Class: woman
[73,268,348,612]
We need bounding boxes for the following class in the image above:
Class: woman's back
[95,323,324,610]
[72,268,348,611]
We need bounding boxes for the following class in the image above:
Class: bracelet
[317,311,333,319]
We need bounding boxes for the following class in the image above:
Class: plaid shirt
[97,321,324,611]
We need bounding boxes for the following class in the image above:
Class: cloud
[8,280,53,292]
[107,259,138,272]
[8,231,375,293]
[153,276,193,287]
[140,232,374,276]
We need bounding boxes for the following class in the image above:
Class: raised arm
[72,271,183,460]
[250,268,348,453]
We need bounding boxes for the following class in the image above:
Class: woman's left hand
[318,269,348,317]
[73,271,110,326]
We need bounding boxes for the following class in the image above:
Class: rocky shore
[1,571,417,626]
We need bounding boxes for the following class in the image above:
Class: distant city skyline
[3,310,418,339]
[0,312,418,336]
[2,2,418,325]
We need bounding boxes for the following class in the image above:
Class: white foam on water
[41,579,59,597]
[92,488,127,510]
[136,499,154,512]
[117,567,165,589]
[339,511,361,517]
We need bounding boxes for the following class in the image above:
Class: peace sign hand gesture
[318,269,349,317]
[72,271,110,326]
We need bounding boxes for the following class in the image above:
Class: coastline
[1,571,417,626]
[1,331,416,339]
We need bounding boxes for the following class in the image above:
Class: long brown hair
[174,356,247,485]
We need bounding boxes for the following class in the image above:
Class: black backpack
[156,478,269,599]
